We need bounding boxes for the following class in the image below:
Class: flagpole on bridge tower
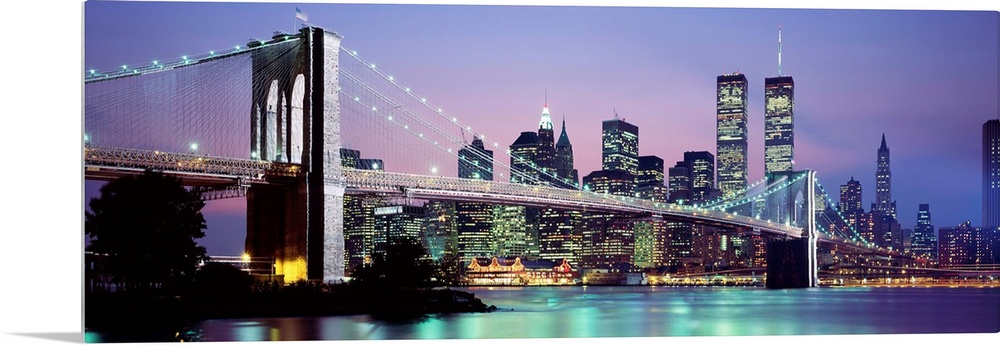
[295,7,309,31]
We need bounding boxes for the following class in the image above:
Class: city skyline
[82,2,999,255]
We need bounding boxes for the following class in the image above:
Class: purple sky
[82,2,998,255]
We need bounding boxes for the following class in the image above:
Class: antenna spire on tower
[778,25,783,76]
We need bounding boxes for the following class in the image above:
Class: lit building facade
[839,177,865,235]
[373,205,426,254]
[716,73,749,199]
[668,162,692,204]
[684,151,716,202]
[554,117,580,188]
[666,163,694,267]
[602,117,639,177]
[422,200,456,262]
[580,169,636,269]
[984,119,1000,228]
[538,208,580,266]
[510,131,539,184]
[911,204,937,260]
[490,205,528,258]
[636,155,668,202]
[536,103,557,185]
[874,134,897,219]
[463,257,578,286]
[341,148,386,275]
[764,76,794,176]
[457,138,495,264]
[634,216,668,268]
[939,221,975,268]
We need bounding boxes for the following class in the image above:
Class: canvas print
[82,1,999,343]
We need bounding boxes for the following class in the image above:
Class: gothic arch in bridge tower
[245,27,345,284]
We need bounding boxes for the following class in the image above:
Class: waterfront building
[717,73,749,199]
[985,119,1000,228]
[464,257,578,286]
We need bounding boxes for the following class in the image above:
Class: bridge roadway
[84,146,898,256]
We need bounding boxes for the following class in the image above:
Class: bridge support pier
[764,170,818,288]
[247,26,345,284]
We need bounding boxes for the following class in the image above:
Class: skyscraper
[716,73,749,199]
[602,116,639,177]
[510,131,539,184]
[373,205,425,255]
[538,105,580,264]
[839,177,865,238]
[580,169,636,269]
[684,151,716,202]
[764,75,794,176]
[536,102,556,184]
[340,148,386,275]
[668,161,692,204]
[874,134,897,219]
[459,137,494,181]
[636,155,667,202]
[839,177,863,214]
[456,138,494,265]
[984,119,1000,228]
[554,117,579,188]
[765,28,794,177]
[939,221,975,268]
[911,204,937,260]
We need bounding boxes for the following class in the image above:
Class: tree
[86,170,208,291]
[349,238,439,291]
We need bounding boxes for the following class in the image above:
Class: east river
[85,286,999,342]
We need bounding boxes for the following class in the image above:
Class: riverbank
[85,284,496,331]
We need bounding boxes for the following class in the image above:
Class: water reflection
[86,286,1000,341]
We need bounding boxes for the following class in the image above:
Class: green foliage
[86,170,208,290]
[349,238,439,290]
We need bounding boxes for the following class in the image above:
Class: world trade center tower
[716,73,749,198]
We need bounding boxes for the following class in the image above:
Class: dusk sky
[3,1,1000,344]
[80,1,998,255]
